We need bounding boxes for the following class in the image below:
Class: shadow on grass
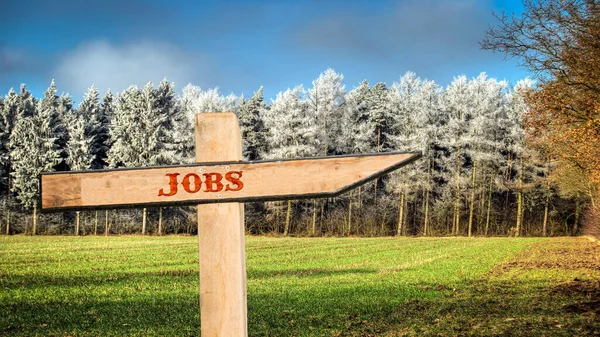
[0,295,201,337]
[0,267,376,292]
[0,269,198,290]
[2,272,598,336]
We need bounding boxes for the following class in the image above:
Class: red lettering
[203,173,224,192]
[182,173,202,193]
[225,171,244,191]
[158,173,179,196]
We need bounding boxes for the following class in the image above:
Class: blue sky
[0,0,528,102]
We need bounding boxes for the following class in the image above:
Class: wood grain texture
[196,113,247,337]
[40,152,420,211]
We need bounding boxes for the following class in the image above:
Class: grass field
[0,236,598,336]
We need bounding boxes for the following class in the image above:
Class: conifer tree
[16,84,36,119]
[340,80,373,234]
[264,86,318,235]
[152,79,181,234]
[98,90,114,235]
[463,74,507,237]
[10,86,61,234]
[307,69,346,156]
[238,86,267,161]
[38,81,69,172]
[440,76,474,235]
[78,86,110,170]
[366,82,392,204]
[0,89,18,191]
[97,90,114,166]
[65,111,94,235]
[178,85,238,162]
[504,79,537,236]
[387,72,442,236]
[107,81,181,234]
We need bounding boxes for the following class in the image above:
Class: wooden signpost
[40,113,421,336]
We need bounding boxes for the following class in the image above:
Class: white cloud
[53,40,214,97]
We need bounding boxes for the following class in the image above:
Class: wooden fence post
[195,113,248,337]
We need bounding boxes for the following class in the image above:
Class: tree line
[0,68,585,237]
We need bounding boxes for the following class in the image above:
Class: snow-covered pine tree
[463,74,507,237]
[440,75,472,236]
[77,85,110,170]
[64,117,88,169]
[38,81,69,172]
[307,69,346,156]
[366,82,393,206]
[107,81,181,234]
[106,85,141,232]
[97,90,114,235]
[178,85,238,162]
[366,82,392,153]
[16,84,36,119]
[238,86,267,161]
[152,79,181,166]
[65,110,94,235]
[98,90,114,166]
[503,79,536,237]
[413,79,444,236]
[152,79,181,234]
[340,80,373,234]
[0,89,19,191]
[341,80,372,155]
[387,72,443,236]
[10,90,61,235]
[306,69,346,234]
[107,85,140,169]
[263,85,318,235]
[135,82,159,235]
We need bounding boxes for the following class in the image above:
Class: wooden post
[195,113,247,337]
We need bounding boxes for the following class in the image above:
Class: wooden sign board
[39,112,422,337]
[40,152,420,212]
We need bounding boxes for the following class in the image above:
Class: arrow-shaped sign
[40,151,420,212]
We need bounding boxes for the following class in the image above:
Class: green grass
[0,235,598,336]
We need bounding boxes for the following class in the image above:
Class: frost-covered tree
[77,85,109,170]
[341,80,372,155]
[503,79,537,236]
[463,74,507,236]
[10,95,61,234]
[365,82,393,205]
[387,72,442,236]
[38,81,68,172]
[98,90,114,167]
[95,89,115,235]
[15,85,36,119]
[153,80,182,234]
[65,113,94,170]
[440,75,473,235]
[107,85,144,232]
[65,111,94,235]
[107,81,181,234]
[264,86,318,159]
[107,85,141,168]
[178,85,238,162]
[153,80,182,166]
[366,82,392,152]
[238,87,267,161]
[264,86,319,235]
[340,80,374,234]
[0,89,19,191]
[307,69,346,156]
